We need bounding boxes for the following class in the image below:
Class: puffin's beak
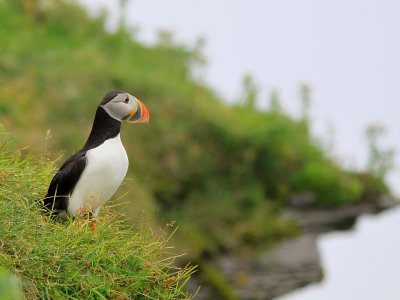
[126,99,150,123]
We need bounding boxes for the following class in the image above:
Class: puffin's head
[100,90,150,123]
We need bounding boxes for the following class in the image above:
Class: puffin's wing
[43,152,87,214]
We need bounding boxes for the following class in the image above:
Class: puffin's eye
[124,96,129,104]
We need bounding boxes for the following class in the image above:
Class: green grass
[0,127,195,299]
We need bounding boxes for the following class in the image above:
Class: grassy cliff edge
[0,127,195,299]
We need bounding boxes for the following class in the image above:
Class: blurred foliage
[0,267,23,300]
[365,123,395,179]
[0,0,390,265]
[200,263,239,300]
[241,73,259,109]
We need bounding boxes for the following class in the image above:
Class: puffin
[43,90,149,222]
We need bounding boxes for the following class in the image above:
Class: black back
[43,106,121,216]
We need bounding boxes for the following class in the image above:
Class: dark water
[278,207,400,300]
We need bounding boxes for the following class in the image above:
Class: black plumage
[43,106,121,216]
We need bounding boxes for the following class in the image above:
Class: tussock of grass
[0,130,195,299]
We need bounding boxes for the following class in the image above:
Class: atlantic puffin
[43,90,149,220]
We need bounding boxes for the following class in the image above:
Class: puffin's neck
[82,106,122,151]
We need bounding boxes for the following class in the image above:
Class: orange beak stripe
[127,99,150,123]
[137,99,150,123]
[140,101,150,122]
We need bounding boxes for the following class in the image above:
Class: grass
[0,127,195,299]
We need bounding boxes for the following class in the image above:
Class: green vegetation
[365,123,395,179]
[0,126,194,299]
[0,0,391,297]
[0,267,23,300]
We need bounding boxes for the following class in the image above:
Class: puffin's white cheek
[102,103,129,121]
[114,103,130,118]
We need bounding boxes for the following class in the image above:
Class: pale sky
[77,1,400,299]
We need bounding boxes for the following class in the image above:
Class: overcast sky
[79,0,399,195]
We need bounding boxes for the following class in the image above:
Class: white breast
[68,134,129,216]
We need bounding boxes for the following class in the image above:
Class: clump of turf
[0,127,195,299]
